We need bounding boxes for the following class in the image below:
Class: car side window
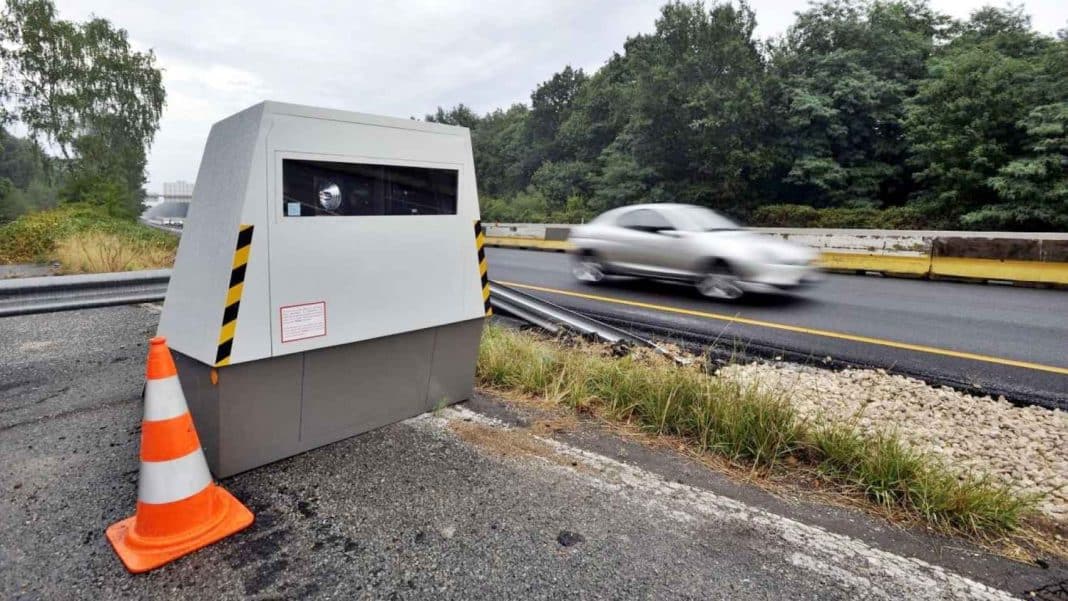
[617,209,673,233]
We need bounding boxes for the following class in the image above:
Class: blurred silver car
[568,204,820,299]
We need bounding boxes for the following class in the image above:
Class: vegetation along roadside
[476,324,1064,558]
[430,1,1068,231]
[0,204,177,273]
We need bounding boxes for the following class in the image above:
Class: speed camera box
[158,101,489,476]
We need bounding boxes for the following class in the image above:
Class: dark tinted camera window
[283,159,458,216]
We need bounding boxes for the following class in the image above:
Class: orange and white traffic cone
[106,336,253,573]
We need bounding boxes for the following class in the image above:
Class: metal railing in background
[483,222,1068,285]
[0,270,171,317]
[0,270,684,362]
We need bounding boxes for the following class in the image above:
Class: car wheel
[696,260,743,299]
[572,253,606,283]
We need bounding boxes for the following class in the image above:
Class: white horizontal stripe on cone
[143,374,190,422]
[138,448,213,505]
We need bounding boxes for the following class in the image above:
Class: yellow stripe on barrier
[231,245,251,269]
[932,256,1068,285]
[475,221,492,316]
[215,224,253,367]
[493,280,1068,376]
[817,252,931,276]
[484,237,573,251]
[225,282,244,306]
[217,320,237,345]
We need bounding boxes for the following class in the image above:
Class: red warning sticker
[280,301,327,343]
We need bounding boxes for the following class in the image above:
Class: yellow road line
[493,280,1068,376]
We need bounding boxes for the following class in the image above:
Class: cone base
[106,485,254,574]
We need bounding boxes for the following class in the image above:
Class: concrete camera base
[173,317,484,477]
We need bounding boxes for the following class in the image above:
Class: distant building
[163,180,194,199]
[144,180,194,206]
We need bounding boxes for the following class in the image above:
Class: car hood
[690,230,818,263]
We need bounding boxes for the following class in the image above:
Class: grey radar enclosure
[158,101,490,477]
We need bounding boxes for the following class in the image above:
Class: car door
[612,208,687,277]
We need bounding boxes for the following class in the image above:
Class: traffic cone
[106,336,254,573]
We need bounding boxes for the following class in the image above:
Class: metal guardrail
[139,218,183,235]
[484,223,1068,286]
[0,271,683,362]
[492,283,634,343]
[0,270,171,317]
[490,282,688,363]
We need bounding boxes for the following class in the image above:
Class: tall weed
[0,203,178,271]
[477,325,1036,537]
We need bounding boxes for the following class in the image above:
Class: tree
[590,129,657,211]
[470,104,532,198]
[622,1,773,213]
[0,126,47,189]
[440,0,1068,229]
[0,127,59,221]
[904,7,1062,227]
[770,0,949,208]
[0,0,165,217]
[982,102,1068,229]
[528,65,587,163]
[425,104,481,129]
[530,160,590,210]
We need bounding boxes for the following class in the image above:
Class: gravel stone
[718,362,1068,519]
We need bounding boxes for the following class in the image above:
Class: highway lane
[485,248,1068,409]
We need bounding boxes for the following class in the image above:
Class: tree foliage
[448,0,1068,231]
[0,0,164,220]
[904,7,1066,228]
[771,0,949,209]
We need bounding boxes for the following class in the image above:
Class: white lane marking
[143,375,190,422]
[137,448,212,505]
[411,407,1013,601]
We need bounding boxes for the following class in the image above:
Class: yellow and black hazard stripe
[474,220,491,316]
[215,224,253,366]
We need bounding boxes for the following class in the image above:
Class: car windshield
[673,206,739,231]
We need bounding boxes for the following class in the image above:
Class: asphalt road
[486,248,1068,409]
[4,306,1064,599]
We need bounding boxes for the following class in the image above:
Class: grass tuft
[52,231,175,273]
[0,203,177,272]
[477,324,1038,539]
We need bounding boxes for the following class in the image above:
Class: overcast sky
[52,0,1068,193]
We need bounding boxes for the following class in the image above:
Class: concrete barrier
[482,223,1068,286]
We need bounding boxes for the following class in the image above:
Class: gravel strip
[717,362,1068,520]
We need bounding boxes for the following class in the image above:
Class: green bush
[750,204,822,227]
[876,206,929,229]
[480,194,933,229]
[480,190,550,223]
[0,203,176,264]
[751,204,928,229]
